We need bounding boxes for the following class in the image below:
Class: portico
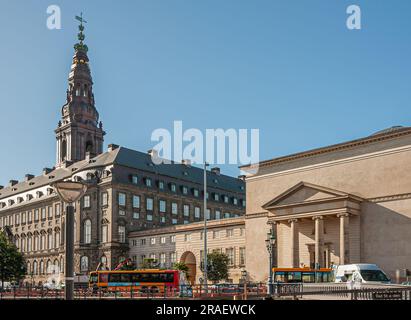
[263,182,362,268]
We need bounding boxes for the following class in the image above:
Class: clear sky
[0,0,410,183]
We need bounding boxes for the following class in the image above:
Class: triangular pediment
[263,182,360,209]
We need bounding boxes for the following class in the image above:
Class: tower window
[85,141,93,153]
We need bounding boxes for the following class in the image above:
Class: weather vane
[74,12,88,52]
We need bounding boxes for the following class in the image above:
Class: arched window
[61,140,67,161]
[39,260,44,275]
[32,261,38,275]
[54,231,60,249]
[40,234,46,250]
[34,235,39,251]
[80,256,89,272]
[101,225,108,243]
[101,255,107,268]
[60,257,64,273]
[83,219,92,244]
[46,260,52,274]
[54,259,59,273]
[85,141,93,153]
[27,236,32,252]
[27,261,31,274]
[21,238,25,252]
[48,233,53,249]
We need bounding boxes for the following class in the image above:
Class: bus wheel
[150,286,159,294]
[141,286,149,293]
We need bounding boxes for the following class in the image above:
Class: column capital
[312,215,323,221]
[288,218,298,224]
[337,212,350,218]
[266,220,277,226]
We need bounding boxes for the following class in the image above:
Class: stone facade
[241,126,411,283]
[128,217,246,284]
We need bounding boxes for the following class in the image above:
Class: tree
[173,262,189,279]
[200,251,229,283]
[0,231,26,289]
[141,258,159,269]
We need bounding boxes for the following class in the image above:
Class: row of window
[131,227,245,247]
[0,203,61,228]
[26,255,90,275]
[119,193,240,219]
[14,231,61,253]
[0,188,55,209]
[127,176,245,206]
[132,247,246,269]
[200,247,246,267]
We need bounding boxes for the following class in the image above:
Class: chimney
[9,180,18,187]
[238,175,246,181]
[108,144,119,152]
[211,167,220,175]
[43,168,52,175]
[182,159,191,167]
[25,174,35,181]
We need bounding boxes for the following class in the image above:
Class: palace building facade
[0,24,245,285]
[241,126,411,283]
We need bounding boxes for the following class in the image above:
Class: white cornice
[246,145,411,182]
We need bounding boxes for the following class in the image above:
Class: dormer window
[8,199,14,206]
[193,188,199,197]
[36,191,43,198]
[145,178,152,187]
[223,195,229,203]
[131,175,138,185]
[26,194,33,201]
[233,197,238,205]
[213,193,219,201]
[47,188,54,196]
[170,183,177,193]
[182,186,188,195]
[17,197,24,204]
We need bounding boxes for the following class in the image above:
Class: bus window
[89,273,98,284]
[288,272,302,283]
[99,273,109,283]
[302,272,315,283]
[274,271,286,282]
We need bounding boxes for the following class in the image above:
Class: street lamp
[241,269,248,300]
[52,180,87,300]
[203,162,209,295]
[265,230,276,296]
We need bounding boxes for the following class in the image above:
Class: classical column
[288,219,299,267]
[270,221,278,268]
[338,213,350,265]
[313,216,324,268]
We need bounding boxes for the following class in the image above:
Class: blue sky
[0,0,410,182]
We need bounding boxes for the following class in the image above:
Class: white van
[334,264,391,284]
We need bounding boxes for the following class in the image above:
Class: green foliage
[201,252,229,283]
[140,258,159,269]
[173,262,189,278]
[0,232,26,287]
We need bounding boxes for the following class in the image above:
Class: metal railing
[0,283,267,300]
[271,283,411,300]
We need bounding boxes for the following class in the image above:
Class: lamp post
[203,162,209,295]
[52,180,87,300]
[241,269,248,300]
[265,230,276,296]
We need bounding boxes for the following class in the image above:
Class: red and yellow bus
[272,267,333,283]
[89,269,186,293]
